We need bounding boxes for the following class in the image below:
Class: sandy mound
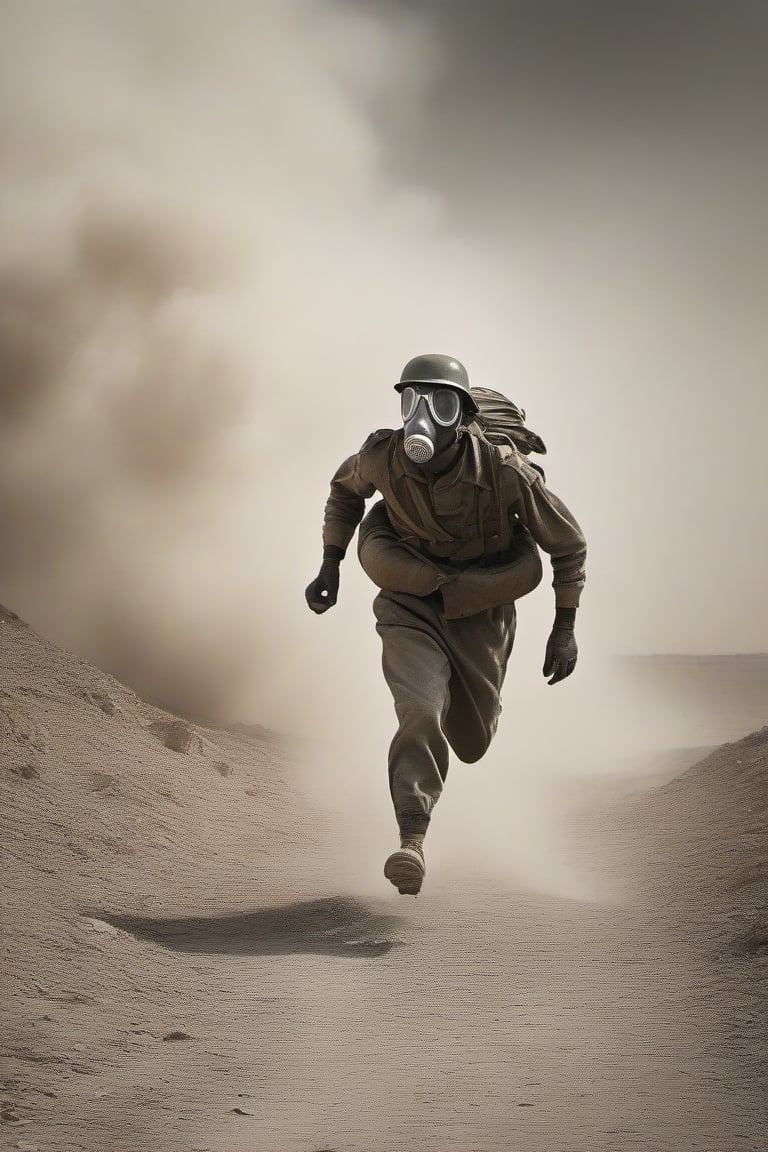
[2,607,766,1152]
[627,726,768,953]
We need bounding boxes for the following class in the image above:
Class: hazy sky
[372,0,768,651]
[0,1,766,729]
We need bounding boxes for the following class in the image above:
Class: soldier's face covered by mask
[400,385,464,465]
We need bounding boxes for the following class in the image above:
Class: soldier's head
[394,354,478,466]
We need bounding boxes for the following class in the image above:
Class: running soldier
[306,354,586,895]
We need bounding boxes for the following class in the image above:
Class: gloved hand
[305,548,343,614]
[543,607,578,685]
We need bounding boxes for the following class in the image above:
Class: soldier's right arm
[306,434,385,614]
[321,435,384,557]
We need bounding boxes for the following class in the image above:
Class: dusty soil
[1,605,766,1152]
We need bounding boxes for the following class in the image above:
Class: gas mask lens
[431,387,461,425]
[400,386,461,426]
[400,386,419,422]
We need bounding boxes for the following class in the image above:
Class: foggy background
[1,0,766,894]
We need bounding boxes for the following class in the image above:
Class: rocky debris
[148,719,200,754]
[739,924,768,954]
[229,721,280,744]
[51,991,100,1005]
[162,1031,191,1041]
[89,771,119,792]
[727,859,768,889]
[0,1046,66,1064]
[7,762,41,781]
[82,917,119,936]
[213,761,232,778]
[0,693,49,754]
[81,689,123,718]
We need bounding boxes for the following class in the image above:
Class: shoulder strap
[359,428,394,453]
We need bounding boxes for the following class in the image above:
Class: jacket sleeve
[322,447,378,556]
[507,460,587,609]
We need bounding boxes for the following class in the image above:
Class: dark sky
[356,1,768,653]
[373,2,768,183]
[361,2,766,236]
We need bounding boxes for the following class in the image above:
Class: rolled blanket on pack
[357,500,542,620]
[357,500,448,598]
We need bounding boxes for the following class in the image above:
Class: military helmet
[394,353,479,413]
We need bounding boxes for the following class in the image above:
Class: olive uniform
[320,420,586,831]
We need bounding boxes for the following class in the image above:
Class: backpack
[470,387,547,459]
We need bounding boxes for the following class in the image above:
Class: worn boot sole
[384,848,425,896]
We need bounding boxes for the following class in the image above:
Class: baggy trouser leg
[378,622,451,832]
[440,605,516,764]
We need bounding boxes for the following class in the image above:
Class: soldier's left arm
[503,457,587,684]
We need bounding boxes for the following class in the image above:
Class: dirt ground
[1,604,766,1152]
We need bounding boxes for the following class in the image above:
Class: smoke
[2,2,766,899]
[0,0,450,714]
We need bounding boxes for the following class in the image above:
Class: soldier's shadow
[100,896,404,958]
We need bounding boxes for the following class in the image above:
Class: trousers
[373,588,516,830]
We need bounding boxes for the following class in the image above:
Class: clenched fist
[305,558,340,614]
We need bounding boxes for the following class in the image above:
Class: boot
[384,815,428,896]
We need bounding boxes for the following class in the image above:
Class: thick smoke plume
[0,0,449,715]
[3,2,767,896]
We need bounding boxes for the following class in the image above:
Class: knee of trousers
[445,710,499,763]
[455,742,489,765]
[450,737,490,765]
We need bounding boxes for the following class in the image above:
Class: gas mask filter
[401,385,463,464]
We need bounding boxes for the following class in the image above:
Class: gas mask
[401,385,463,464]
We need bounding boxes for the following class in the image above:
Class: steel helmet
[394,353,479,414]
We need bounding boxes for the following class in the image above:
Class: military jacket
[322,423,586,609]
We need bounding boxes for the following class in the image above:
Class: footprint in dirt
[100,897,405,958]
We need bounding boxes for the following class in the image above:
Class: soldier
[305,354,586,896]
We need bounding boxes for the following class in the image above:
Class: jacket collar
[391,424,492,489]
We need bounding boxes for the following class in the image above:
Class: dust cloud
[1,2,766,895]
[0,0,444,714]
